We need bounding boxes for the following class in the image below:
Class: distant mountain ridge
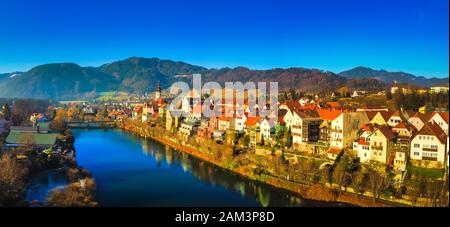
[0,58,446,100]
[338,66,448,87]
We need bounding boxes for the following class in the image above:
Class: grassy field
[96,91,133,101]
[340,94,396,110]
[408,166,445,179]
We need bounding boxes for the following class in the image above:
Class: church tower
[155,81,161,100]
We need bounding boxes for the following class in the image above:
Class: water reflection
[74,129,347,207]
[135,136,322,207]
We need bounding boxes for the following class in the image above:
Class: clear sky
[0,0,448,77]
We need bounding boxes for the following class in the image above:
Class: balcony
[330,128,343,133]
[371,146,383,150]
[422,156,438,161]
[422,148,438,152]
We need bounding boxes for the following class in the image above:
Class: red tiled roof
[358,139,370,145]
[365,111,379,121]
[292,109,320,119]
[431,112,449,124]
[245,116,261,127]
[283,101,302,111]
[134,105,143,113]
[327,147,342,155]
[317,109,342,121]
[413,122,447,144]
[376,125,397,140]
[393,121,413,131]
[410,112,432,123]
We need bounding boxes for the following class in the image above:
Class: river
[71,129,346,207]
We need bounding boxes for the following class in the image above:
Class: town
[1,77,447,207]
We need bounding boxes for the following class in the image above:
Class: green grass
[408,166,445,179]
[96,91,132,101]
[6,131,57,145]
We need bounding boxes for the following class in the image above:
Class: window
[431,145,438,149]
[414,152,420,156]
[414,144,420,148]
[399,153,403,158]
[419,136,422,140]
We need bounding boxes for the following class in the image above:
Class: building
[218,116,233,131]
[430,84,449,94]
[393,147,408,171]
[317,109,342,145]
[410,123,447,166]
[234,114,247,132]
[178,117,200,141]
[155,81,162,100]
[132,105,143,120]
[408,112,432,131]
[387,111,406,127]
[330,112,370,149]
[245,116,261,145]
[370,111,394,126]
[260,118,276,141]
[392,121,415,147]
[290,110,321,145]
[354,124,396,164]
[428,112,449,135]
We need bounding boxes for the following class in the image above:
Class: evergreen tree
[2,103,11,120]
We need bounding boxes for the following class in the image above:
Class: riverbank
[119,121,400,207]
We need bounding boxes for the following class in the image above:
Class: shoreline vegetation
[119,119,408,207]
[0,138,97,207]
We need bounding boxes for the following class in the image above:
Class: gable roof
[365,111,379,121]
[375,125,396,140]
[292,109,320,119]
[245,116,261,127]
[431,112,449,124]
[317,109,342,121]
[393,121,413,131]
[410,112,432,123]
[413,122,447,144]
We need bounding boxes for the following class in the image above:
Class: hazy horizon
[1,56,449,79]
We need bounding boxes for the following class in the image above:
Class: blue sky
[0,0,448,77]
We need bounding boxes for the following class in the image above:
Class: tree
[0,154,28,206]
[50,109,67,132]
[385,91,392,100]
[20,133,36,150]
[339,87,349,98]
[2,103,11,121]
[366,161,386,201]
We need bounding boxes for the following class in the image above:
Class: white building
[428,112,449,135]
[430,85,449,94]
[410,123,447,165]
[260,118,276,141]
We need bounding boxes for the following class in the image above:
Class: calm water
[26,169,67,205]
[72,129,344,207]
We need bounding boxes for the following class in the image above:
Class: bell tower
[155,81,161,100]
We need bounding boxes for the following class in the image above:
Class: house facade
[410,123,447,166]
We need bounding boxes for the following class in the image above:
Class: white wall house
[260,118,276,141]
[428,112,449,135]
[410,123,447,165]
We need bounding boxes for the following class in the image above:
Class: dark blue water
[25,169,67,205]
[73,129,342,207]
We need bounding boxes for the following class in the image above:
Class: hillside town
[1,78,449,207]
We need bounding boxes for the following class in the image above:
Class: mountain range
[0,57,447,100]
[338,66,448,87]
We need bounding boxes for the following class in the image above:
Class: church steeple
[155,81,161,100]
